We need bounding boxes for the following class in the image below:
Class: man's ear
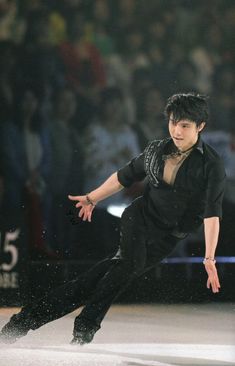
[198,122,206,132]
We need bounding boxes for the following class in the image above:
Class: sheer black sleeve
[117,153,146,188]
[203,158,226,219]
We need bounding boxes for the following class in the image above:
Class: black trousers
[17,197,180,332]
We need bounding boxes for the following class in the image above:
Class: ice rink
[0,303,235,366]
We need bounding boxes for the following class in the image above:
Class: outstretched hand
[204,261,221,293]
[68,195,95,222]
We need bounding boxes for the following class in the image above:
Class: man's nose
[174,125,182,136]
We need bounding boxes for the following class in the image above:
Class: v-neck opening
[162,151,192,187]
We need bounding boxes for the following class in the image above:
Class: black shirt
[117,137,226,233]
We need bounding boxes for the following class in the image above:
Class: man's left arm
[203,216,221,293]
[203,154,226,293]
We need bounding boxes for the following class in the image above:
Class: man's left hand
[204,261,220,293]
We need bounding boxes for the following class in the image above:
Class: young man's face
[168,115,205,151]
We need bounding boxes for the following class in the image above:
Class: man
[0,93,225,345]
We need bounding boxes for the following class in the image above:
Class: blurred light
[107,204,127,217]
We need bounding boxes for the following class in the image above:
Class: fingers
[78,206,94,222]
[68,195,88,208]
[68,195,79,201]
[213,276,221,293]
[210,281,220,293]
[206,270,221,293]
[68,194,94,222]
[87,206,95,222]
[78,206,85,218]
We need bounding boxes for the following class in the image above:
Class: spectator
[0,40,17,122]
[135,86,166,150]
[47,86,83,257]
[81,87,141,256]
[82,87,140,208]
[17,9,64,101]
[0,86,51,258]
[58,13,106,102]
[0,0,25,42]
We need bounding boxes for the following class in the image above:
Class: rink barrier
[161,256,235,263]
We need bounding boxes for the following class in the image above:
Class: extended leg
[0,257,113,343]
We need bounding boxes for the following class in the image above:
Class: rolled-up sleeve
[117,153,146,188]
[203,159,226,219]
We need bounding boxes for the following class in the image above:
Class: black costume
[0,137,226,343]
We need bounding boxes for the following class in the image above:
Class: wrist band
[86,194,95,206]
[203,257,216,265]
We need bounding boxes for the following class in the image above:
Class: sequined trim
[144,138,169,187]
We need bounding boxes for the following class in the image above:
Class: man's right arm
[68,151,146,222]
[68,172,123,222]
[84,172,124,204]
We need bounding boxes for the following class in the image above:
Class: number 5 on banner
[0,229,20,272]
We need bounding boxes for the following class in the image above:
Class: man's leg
[0,257,113,343]
[71,258,145,344]
[71,215,181,345]
[71,197,148,344]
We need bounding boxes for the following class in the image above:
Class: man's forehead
[169,117,195,124]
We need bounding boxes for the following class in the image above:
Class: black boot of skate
[70,318,100,345]
[0,312,32,344]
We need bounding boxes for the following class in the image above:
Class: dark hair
[164,92,209,126]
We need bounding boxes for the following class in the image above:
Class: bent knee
[119,258,144,278]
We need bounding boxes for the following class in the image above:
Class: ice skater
[0,93,225,345]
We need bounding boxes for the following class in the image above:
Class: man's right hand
[68,195,95,222]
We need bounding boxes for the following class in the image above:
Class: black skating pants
[17,197,180,331]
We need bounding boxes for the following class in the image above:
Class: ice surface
[1,342,235,366]
[1,304,235,366]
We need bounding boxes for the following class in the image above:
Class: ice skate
[0,314,30,344]
[70,319,100,345]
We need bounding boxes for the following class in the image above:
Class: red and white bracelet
[86,194,95,206]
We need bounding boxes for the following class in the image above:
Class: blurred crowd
[0,0,235,260]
